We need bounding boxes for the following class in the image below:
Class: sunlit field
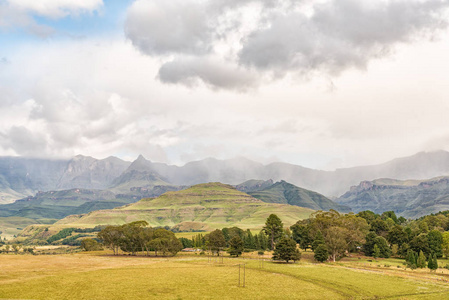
[1,251,449,300]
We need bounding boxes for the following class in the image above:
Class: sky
[1,0,449,170]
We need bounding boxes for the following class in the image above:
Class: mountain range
[3,150,449,205]
[336,176,449,219]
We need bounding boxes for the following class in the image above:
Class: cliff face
[336,176,449,218]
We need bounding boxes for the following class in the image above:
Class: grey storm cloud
[125,0,449,89]
[158,57,258,90]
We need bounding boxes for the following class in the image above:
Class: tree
[324,227,348,262]
[387,225,408,247]
[427,230,443,258]
[263,214,284,250]
[363,232,377,256]
[205,229,226,255]
[428,253,438,271]
[373,245,380,259]
[97,225,123,255]
[442,231,449,258]
[244,229,256,250]
[272,237,301,263]
[228,235,244,257]
[81,238,103,251]
[149,229,182,256]
[12,244,20,254]
[291,222,311,251]
[314,244,329,262]
[406,249,417,269]
[312,231,325,251]
[179,237,193,248]
[417,250,427,268]
[258,230,268,250]
[410,233,430,257]
[373,236,391,258]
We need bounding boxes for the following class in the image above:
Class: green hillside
[248,180,351,212]
[55,183,314,230]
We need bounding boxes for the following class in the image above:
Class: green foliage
[179,237,193,248]
[427,230,443,258]
[405,249,417,269]
[410,233,431,257]
[428,253,438,271]
[228,235,244,257]
[314,244,329,262]
[373,245,380,259]
[363,232,377,256]
[81,238,103,251]
[47,228,76,244]
[291,222,311,250]
[204,229,226,255]
[272,237,301,263]
[373,236,391,258]
[417,250,427,268]
[263,214,284,250]
[311,231,325,251]
[61,234,88,246]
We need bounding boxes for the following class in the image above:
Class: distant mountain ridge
[335,176,449,218]
[240,180,351,212]
[2,150,449,204]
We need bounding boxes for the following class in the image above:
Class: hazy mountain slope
[56,183,314,230]
[2,150,449,204]
[246,180,351,212]
[57,155,130,190]
[336,176,449,218]
[0,189,128,219]
[235,179,274,193]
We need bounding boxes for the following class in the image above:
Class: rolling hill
[336,176,449,218]
[55,182,315,230]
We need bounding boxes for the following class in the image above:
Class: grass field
[1,251,449,299]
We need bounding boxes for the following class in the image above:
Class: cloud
[158,56,259,91]
[0,0,103,37]
[125,0,449,89]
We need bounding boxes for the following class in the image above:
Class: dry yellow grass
[1,253,449,299]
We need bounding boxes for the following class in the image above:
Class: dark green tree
[428,253,438,271]
[363,232,377,256]
[205,229,226,255]
[410,233,431,257]
[228,235,244,257]
[417,250,427,268]
[373,244,380,259]
[258,230,268,250]
[291,222,311,251]
[179,237,193,248]
[373,236,391,258]
[272,237,301,263]
[311,231,325,251]
[263,214,284,250]
[427,230,443,258]
[314,244,329,262]
[387,225,408,247]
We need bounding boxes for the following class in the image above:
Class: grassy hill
[244,180,351,212]
[55,183,314,230]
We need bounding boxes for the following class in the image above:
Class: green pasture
[1,253,448,300]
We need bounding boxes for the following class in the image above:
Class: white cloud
[125,0,449,89]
